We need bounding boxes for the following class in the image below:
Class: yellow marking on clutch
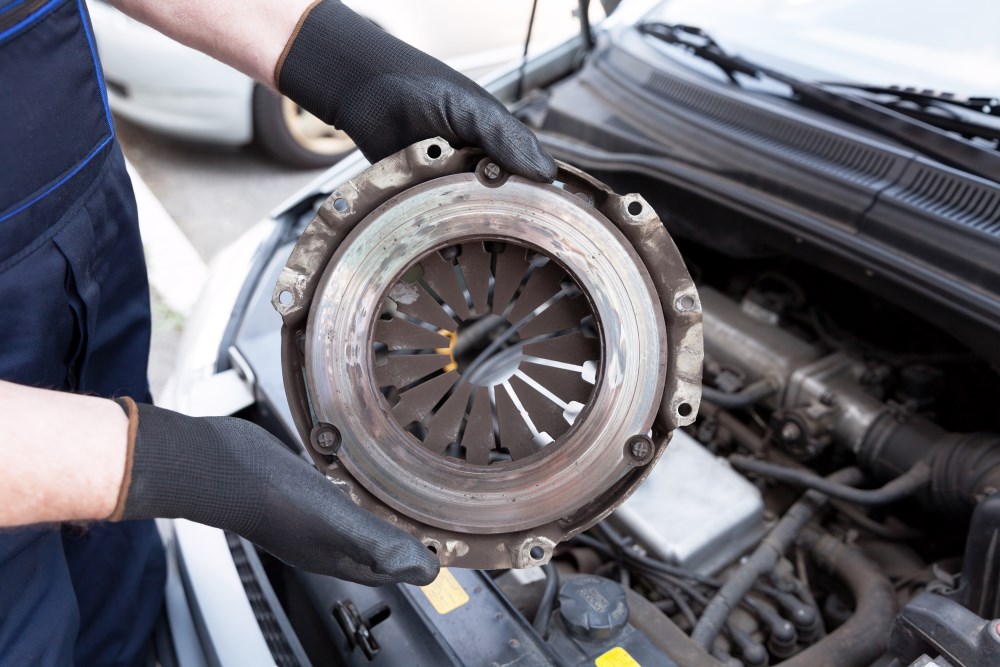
[436,329,458,373]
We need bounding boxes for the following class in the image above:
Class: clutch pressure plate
[273,138,702,569]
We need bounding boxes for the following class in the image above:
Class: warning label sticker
[595,647,641,667]
[419,568,470,615]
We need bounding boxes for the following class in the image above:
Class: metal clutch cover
[273,138,702,569]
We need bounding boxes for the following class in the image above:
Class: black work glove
[111,398,439,587]
[275,0,557,181]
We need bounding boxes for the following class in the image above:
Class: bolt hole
[678,402,693,417]
[333,197,348,212]
[426,544,438,555]
[426,144,442,159]
[677,294,696,311]
[529,546,545,560]
[627,200,643,216]
[278,290,293,306]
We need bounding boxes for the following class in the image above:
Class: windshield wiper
[637,23,758,84]
[818,83,1000,145]
[823,85,999,116]
[638,22,1000,183]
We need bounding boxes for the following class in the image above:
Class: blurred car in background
[88,0,595,167]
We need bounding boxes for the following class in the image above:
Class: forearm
[0,381,127,526]
[106,0,314,87]
[108,0,556,180]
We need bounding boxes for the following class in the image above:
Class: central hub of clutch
[374,240,598,463]
[273,138,702,569]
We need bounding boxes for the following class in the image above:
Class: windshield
[643,0,999,96]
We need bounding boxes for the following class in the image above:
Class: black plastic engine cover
[292,567,673,666]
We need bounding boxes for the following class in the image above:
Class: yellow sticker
[419,568,469,615]
[595,647,641,667]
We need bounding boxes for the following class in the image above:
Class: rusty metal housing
[272,138,702,569]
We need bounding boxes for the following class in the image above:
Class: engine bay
[236,23,1000,665]
[258,175,1000,666]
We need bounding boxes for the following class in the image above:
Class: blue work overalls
[0,0,166,664]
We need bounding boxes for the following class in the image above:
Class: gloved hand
[110,398,439,587]
[274,0,557,182]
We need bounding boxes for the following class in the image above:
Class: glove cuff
[274,0,323,88]
[275,0,391,141]
[109,397,139,521]
[275,0,350,125]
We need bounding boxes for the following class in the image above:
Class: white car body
[88,0,593,146]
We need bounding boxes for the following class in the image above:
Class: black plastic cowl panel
[545,29,912,227]
[538,26,1000,364]
[639,70,899,189]
[864,158,1000,299]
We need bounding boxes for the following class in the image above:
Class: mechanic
[0,0,556,664]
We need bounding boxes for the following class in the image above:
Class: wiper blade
[760,76,1000,182]
[638,22,1000,182]
[818,83,1000,148]
[637,22,757,84]
[821,85,1000,117]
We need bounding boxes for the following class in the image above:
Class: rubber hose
[701,377,779,409]
[699,402,767,455]
[860,416,1000,515]
[690,467,865,648]
[533,562,560,639]
[929,432,1000,512]
[623,530,896,667]
[730,456,931,506]
[616,581,719,667]
[780,528,898,667]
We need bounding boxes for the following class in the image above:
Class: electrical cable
[622,529,896,667]
[830,499,923,539]
[644,570,708,606]
[730,456,931,506]
[652,575,699,629]
[618,563,631,589]
[698,402,768,455]
[588,524,720,586]
[701,377,779,409]
[690,466,865,649]
[576,465,895,661]
[532,562,559,639]
[576,527,817,663]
